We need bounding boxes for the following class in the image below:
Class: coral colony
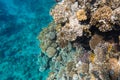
[38,0,120,80]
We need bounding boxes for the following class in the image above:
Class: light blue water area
[0,0,55,80]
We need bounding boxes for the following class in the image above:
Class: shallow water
[0,0,55,80]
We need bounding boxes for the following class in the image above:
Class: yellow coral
[55,24,62,32]
[107,44,113,53]
[90,74,96,80]
[89,53,95,63]
[76,9,87,21]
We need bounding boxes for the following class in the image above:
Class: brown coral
[56,29,69,48]
[89,34,103,50]
[66,61,75,72]
[108,58,120,80]
[50,2,71,23]
[106,0,120,9]
[38,22,56,53]
[94,42,108,64]
[56,22,83,47]
[69,0,76,3]
[55,24,62,32]
[76,62,89,74]
[90,6,113,32]
[66,61,75,77]
[40,40,52,53]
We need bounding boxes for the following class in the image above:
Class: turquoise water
[0,0,55,80]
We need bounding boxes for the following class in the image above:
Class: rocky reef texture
[90,6,113,32]
[38,0,120,80]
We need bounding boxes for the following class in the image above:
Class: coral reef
[38,22,57,55]
[38,0,120,80]
[90,6,113,32]
[76,9,87,21]
[50,1,71,23]
[46,46,56,58]
[111,7,120,26]
[89,34,103,50]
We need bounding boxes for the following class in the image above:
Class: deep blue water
[0,0,55,80]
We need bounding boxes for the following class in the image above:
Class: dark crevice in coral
[56,50,60,56]
[72,36,91,50]
[72,47,76,51]
[113,24,120,31]
[85,7,92,21]
[90,0,96,4]
[89,25,120,52]
[61,22,66,26]
[108,69,120,80]
[40,52,46,57]
[55,0,62,3]
[92,71,102,80]
[89,26,120,42]
[79,18,90,25]
[47,58,52,69]
[89,26,99,35]
[109,69,114,80]
[114,44,120,52]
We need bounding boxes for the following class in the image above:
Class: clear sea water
[0,0,55,80]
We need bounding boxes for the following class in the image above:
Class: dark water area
[0,0,55,79]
